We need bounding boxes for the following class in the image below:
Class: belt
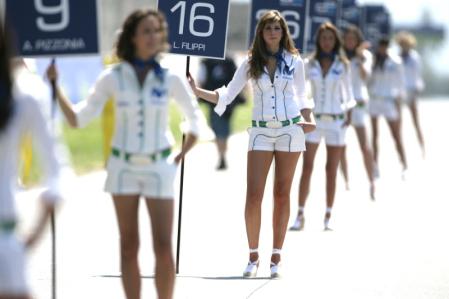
[315,114,345,121]
[356,102,366,108]
[0,220,16,233]
[252,116,302,128]
[111,147,171,164]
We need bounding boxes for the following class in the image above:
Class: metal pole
[49,58,57,299]
[176,55,190,274]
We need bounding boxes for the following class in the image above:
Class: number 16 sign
[158,0,230,59]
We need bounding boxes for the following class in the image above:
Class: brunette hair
[248,10,298,79]
[312,22,348,65]
[115,9,169,62]
[343,24,364,48]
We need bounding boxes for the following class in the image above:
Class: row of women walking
[0,8,424,299]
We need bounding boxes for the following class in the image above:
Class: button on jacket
[214,50,314,121]
[0,93,61,222]
[306,58,356,114]
[74,61,203,154]
[402,49,424,92]
[369,56,406,99]
[350,49,372,101]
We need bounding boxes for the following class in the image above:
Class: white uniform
[349,50,373,127]
[0,93,61,295]
[401,49,424,102]
[74,61,202,198]
[368,55,406,121]
[305,58,356,146]
[215,50,313,152]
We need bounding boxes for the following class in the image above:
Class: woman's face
[399,41,411,52]
[132,15,163,59]
[344,31,358,51]
[262,21,283,50]
[377,44,388,56]
[319,29,336,53]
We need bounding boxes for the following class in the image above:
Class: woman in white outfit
[47,9,202,299]
[339,25,376,200]
[290,22,356,231]
[0,25,61,299]
[188,10,315,278]
[368,37,407,178]
[395,31,425,157]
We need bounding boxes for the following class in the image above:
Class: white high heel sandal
[243,248,259,278]
[270,248,282,279]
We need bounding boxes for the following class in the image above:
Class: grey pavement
[16,99,449,298]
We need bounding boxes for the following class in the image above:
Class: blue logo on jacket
[150,88,167,104]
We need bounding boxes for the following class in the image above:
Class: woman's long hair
[248,10,298,79]
[115,9,169,63]
[0,22,14,132]
[312,22,348,65]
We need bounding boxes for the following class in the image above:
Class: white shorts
[248,125,306,152]
[351,104,368,128]
[0,234,28,296]
[105,155,179,199]
[306,119,347,146]
[369,98,399,121]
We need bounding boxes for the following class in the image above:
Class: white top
[368,55,406,99]
[215,50,314,121]
[349,49,372,102]
[402,49,424,92]
[306,58,356,114]
[0,92,61,222]
[74,61,203,154]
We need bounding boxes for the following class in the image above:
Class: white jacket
[0,92,61,222]
[74,61,203,154]
[306,58,356,114]
[369,55,406,99]
[402,49,424,92]
[349,49,372,102]
[215,50,314,121]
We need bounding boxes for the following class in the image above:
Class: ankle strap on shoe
[249,248,258,254]
[272,248,282,255]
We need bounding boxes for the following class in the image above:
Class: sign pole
[49,58,57,299]
[176,55,190,274]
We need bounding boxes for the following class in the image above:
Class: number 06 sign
[158,0,230,59]
[5,0,99,57]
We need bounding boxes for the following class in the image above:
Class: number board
[249,0,308,52]
[5,0,99,57]
[362,5,391,46]
[305,0,340,53]
[338,1,362,30]
[158,0,230,59]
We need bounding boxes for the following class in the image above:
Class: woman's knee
[120,235,139,261]
[153,239,173,260]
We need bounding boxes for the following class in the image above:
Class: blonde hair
[248,10,299,79]
[395,31,417,48]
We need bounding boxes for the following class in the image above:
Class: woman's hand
[298,122,316,133]
[187,73,198,97]
[46,63,58,82]
[25,198,56,250]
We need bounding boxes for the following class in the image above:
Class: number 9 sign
[158,0,231,59]
[250,0,308,52]
[6,0,99,57]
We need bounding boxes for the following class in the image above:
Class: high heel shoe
[289,214,305,231]
[243,249,259,278]
[270,248,282,279]
[324,209,332,231]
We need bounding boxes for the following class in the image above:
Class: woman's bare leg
[145,198,175,299]
[354,126,376,199]
[272,151,300,264]
[112,195,141,299]
[246,151,274,262]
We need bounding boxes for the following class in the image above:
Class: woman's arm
[298,108,316,133]
[187,74,219,104]
[46,64,78,127]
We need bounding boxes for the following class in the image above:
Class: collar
[132,57,164,81]
[267,48,289,73]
